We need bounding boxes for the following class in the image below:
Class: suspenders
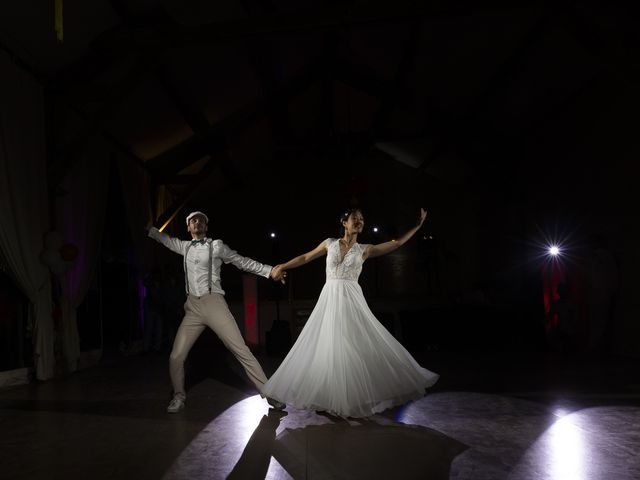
[183,240,213,295]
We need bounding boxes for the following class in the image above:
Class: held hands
[271,265,287,284]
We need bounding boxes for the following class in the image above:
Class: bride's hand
[271,265,287,284]
[417,208,428,227]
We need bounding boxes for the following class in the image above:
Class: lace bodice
[326,238,368,281]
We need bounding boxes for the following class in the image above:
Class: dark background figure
[143,268,164,354]
[548,281,578,355]
[586,234,620,357]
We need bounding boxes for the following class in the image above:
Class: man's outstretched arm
[148,227,187,256]
[219,242,272,278]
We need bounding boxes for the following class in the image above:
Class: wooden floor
[1,347,640,479]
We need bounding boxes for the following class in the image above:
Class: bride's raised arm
[364,208,427,260]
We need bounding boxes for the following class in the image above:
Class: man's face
[187,215,208,236]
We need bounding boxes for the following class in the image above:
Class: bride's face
[344,211,364,234]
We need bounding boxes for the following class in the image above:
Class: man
[147,211,285,413]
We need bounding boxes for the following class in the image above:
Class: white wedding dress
[261,238,439,418]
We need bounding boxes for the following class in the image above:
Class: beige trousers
[169,293,267,397]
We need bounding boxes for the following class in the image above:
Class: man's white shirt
[148,227,272,296]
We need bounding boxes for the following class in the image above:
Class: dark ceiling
[1,1,636,236]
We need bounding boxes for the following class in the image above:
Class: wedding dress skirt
[262,278,439,418]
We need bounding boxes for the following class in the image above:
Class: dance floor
[1,348,640,479]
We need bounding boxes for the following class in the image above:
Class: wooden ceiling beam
[146,63,320,177]
[92,2,452,52]
[48,54,156,188]
[154,159,217,230]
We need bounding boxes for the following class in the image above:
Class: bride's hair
[338,208,363,237]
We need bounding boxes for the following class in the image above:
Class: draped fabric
[0,51,54,380]
[57,142,109,372]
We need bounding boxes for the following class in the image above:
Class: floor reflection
[546,416,586,480]
[509,406,640,480]
[162,395,278,480]
[160,391,640,480]
[163,395,467,479]
[3,351,640,479]
[272,420,467,479]
[228,409,289,480]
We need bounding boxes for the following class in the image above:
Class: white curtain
[0,51,54,380]
[57,141,109,372]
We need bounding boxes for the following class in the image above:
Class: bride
[261,207,439,418]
